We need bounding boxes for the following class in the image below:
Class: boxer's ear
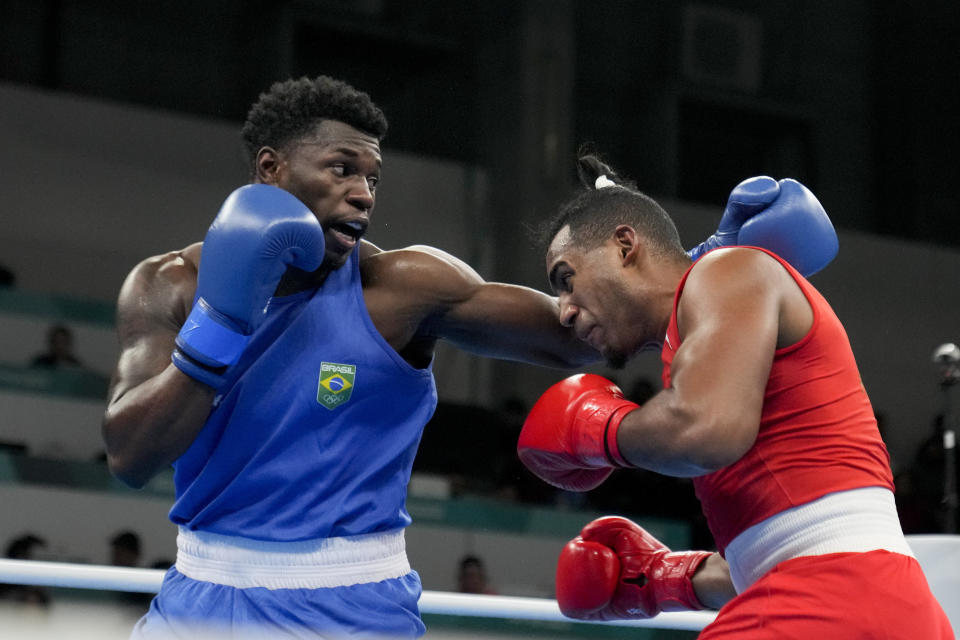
[614,225,641,266]
[255,147,281,185]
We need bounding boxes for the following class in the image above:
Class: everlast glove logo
[317,362,356,410]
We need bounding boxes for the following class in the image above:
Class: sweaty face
[267,120,382,270]
[546,226,654,368]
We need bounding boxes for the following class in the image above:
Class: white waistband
[175,527,410,590]
[724,487,914,593]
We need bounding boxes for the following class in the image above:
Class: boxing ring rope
[0,558,717,631]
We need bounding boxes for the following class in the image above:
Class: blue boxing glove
[738,178,838,277]
[687,176,838,277]
[686,176,782,262]
[172,184,325,388]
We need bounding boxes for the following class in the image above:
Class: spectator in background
[110,530,142,567]
[456,555,497,595]
[896,412,960,534]
[30,324,84,369]
[109,530,153,612]
[29,323,109,397]
[0,533,50,607]
[0,263,14,288]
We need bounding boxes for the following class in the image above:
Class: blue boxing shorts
[131,528,424,639]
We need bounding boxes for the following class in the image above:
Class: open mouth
[329,220,367,247]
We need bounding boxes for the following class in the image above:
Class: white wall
[0,84,241,301]
[0,390,106,459]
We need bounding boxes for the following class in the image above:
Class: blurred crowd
[0,529,171,617]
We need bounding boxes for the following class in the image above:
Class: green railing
[0,288,116,326]
[0,288,113,399]
[0,363,109,400]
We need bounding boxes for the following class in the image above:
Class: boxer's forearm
[102,365,214,488]
[614,389,730,477]
[691,553,737,610]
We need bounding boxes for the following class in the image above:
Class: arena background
[0,1,958,637]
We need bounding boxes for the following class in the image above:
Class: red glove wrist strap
[604,404,634,467]
[655,551,713,611]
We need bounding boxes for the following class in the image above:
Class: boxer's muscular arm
[102,244,215,488]
[364,246,599,368]
[415,246,601,367]
[105,185,325,487]
[615,249,785,475]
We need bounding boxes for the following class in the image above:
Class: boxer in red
[518,152,954,637]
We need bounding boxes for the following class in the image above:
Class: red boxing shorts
[700,550,954,639]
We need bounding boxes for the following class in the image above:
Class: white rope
[417,590,715,630]
[0,558,163,592]
[0,558,716,631]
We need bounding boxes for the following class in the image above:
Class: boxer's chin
[322,247,353,271]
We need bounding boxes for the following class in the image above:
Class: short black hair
[241,76,388,176]
[538,149,686,260]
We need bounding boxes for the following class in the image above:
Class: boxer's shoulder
[118,242,201,328]
[356,245,477,363]
[692,245,778,269]
[129,242,201,283]
[360,244,483,305]
[679,247,812,347]
[684,247,787,292]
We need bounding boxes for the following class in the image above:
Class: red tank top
[661,247,893,553]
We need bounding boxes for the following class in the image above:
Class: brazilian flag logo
[317,362,356,410]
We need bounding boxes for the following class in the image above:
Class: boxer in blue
[102,76,838,638]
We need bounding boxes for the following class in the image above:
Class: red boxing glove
[517,374,638,491]
[555,538,621,617]
[556,516,711,621]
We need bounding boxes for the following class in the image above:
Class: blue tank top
[169,250,438,541]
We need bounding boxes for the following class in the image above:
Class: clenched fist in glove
[556,516,712,620]
[517,374,638,491]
